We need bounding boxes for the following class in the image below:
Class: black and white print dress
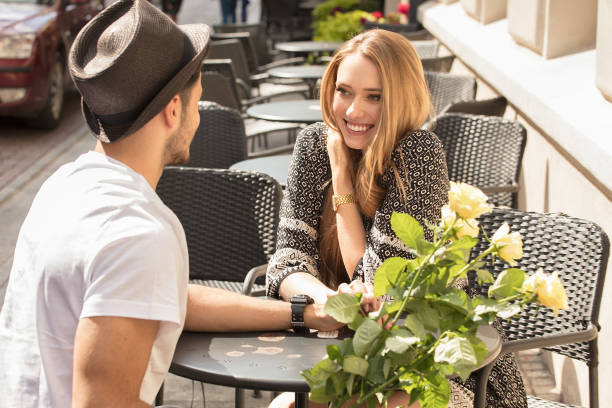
[266,122,527,408]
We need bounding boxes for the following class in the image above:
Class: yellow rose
[537,272,569,315]
[448,182,492,220]
[440,205,479,239]
[522,269,546,293]
[491,223,523,266]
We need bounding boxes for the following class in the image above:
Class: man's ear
[161,94,182,129]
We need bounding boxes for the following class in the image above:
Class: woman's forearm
[279,272,336,304]
[332,170,366,277]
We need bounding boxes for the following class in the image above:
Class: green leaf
[476,268,495,284]
[391,212,424,251]
[438,290,470,313]
[488,268,525,299]
[353,318,382,356]
[326,344,342,362]
[383,358,392,379]
[374,257,409,297]
[309,383,334,404]
[348,313,365,331]
[418,305,440,332]
[421,375,450,408]
[403,314,426,340]
[325,293,361,324]
[343,355,369,377]
[346,373,356,395]
[366,355,387,384]
[385,328,420,354]
[434,336,477,381]
[470,335,489,365]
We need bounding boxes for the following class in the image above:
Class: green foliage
[313,0,381,23]
[313,10,373,42]
[303,211,538,407]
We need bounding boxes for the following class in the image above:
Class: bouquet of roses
[303,182,568,408]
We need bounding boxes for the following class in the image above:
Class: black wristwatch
[290,294,314,333]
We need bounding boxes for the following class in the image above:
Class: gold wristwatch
[332,194,357,211]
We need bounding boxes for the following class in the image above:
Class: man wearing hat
[0,0,346,406]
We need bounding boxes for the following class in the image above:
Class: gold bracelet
[332,194,357,211]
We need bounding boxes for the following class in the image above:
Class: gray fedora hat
[69,0,210,142]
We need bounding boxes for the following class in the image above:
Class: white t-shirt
[0,151,189,407]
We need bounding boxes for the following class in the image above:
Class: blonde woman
[266,29,526,407]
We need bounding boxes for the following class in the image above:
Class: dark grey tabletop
[246,99,322,123]
[275,41,344,54]
[169,325,501,394]
[230,154,292,187]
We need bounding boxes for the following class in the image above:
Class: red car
[0,0,104,129]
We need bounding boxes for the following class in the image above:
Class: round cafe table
[267,65,326,98]
[246,99,322,124]
[230,154,292,187]
[170,325,501,408]
[275,41,343,55]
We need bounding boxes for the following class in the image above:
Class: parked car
[0,0,104,129]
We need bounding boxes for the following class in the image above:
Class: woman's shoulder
[395,128,444,154]
[295,122,328,153]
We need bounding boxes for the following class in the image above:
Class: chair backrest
[412,40,439,58]
[425,71,477,115]
[213,22,272,65]
[208,39,252,97]
[471,208,609,404]
[211,32,259,73]
[186,101,247,169]
[156,167,283,282]
[421,55,455,73]
[433,113,526,208]
[201,60,242,111]
[441,96,507,117]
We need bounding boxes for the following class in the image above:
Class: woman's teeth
[346,122,369,132]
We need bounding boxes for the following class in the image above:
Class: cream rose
[522,269,546,293]
[491,223,523,266]
[537,272,569,314]
[440,205,480,240]
[448,182,492,220]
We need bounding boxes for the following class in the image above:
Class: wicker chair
[471,208,609,408]
[425,71,477,115]
[188,101,296,168]
[261,0,312,43]
[432,113,526,208]
[412,40,440,59]
[422,55,456,72]
[441,96,508,117]
[156,167,282,294]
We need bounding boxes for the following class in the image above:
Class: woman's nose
[346,99,364,119]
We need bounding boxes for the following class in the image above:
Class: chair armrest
[473,325,598,408]
[242,89,308,107]
[478,184,520,194]
[248,144,295,158]
[257,57,307,72]
[242,264,268,295]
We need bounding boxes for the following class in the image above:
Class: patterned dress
[266,122,527,408]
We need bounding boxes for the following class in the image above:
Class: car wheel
[32,54,65,130]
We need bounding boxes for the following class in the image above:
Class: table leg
[295,392,309,408]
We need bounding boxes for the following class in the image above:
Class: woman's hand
[327,128,353,176]
[332,280,381,314]
[304,303,344,332]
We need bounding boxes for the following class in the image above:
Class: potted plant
[460,0,507,24]
[507,0,597,58]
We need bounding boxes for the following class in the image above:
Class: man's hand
[304,303,344,332]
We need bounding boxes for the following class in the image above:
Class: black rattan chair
[432,113,526,208]
[421,55,456,72]
[425,71,477,115]
[189,101,296,167]
[441,96,508,117]
[471,208,609,408]
[156,167,282,294]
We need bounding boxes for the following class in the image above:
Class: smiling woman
[266,29,528,408]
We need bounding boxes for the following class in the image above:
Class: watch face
[291,294,313,304]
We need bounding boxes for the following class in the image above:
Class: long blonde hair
[317,29,433,288]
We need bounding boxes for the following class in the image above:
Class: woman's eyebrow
[335,82,382,92]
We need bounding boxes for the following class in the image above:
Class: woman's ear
[160,94,182,130]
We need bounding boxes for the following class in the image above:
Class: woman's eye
[368,94,381,101]
[336,87,349,96]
